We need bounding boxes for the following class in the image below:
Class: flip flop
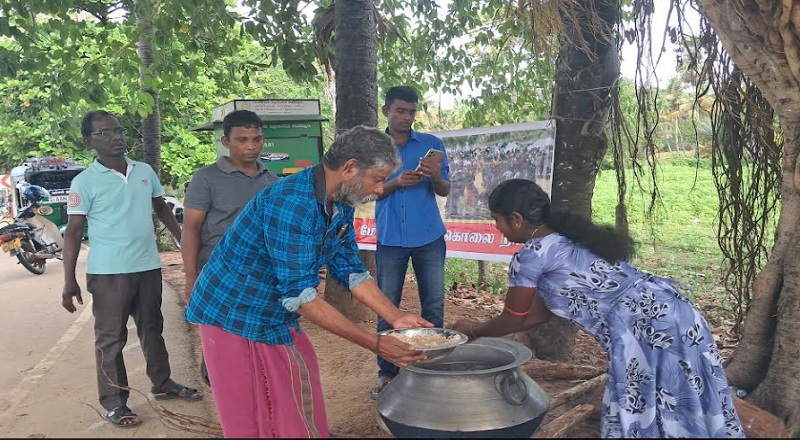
[106,405,142,428]
[153,384,204,401]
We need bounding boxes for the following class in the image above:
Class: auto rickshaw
[10,157,86,234]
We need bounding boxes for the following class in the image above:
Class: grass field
[444,158,741,320]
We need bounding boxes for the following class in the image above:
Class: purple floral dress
[508,233,744,438]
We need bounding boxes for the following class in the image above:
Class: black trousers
[87,269,176,411]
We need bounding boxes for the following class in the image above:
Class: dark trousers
[87,269,176,411]
[376,237,446,379]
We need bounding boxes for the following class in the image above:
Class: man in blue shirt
[185,125,431,438]
[61,110,203,429]
[370,86,451,400]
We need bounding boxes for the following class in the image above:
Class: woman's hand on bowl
[392,312,433,329]
[448,319,480,341]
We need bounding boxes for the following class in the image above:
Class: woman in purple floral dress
[450,179,744,438]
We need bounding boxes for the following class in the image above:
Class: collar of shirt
[93,156,134,172]
[215,155,267,175]
[384,127,420,147]
[312,163,339,220]
[93,157,134,180]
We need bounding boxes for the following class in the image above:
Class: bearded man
[185,125,431,438]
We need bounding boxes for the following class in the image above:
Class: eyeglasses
[89,128,126,137]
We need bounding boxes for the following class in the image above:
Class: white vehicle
[161,195,184,249]
[164,196,184,223]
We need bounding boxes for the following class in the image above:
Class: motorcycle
[0,184,64,275]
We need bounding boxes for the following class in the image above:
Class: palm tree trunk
[136,0,161,176]
[323,0,379,321]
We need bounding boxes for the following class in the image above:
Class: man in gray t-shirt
[182,110,278,298]
[182,111,277,385]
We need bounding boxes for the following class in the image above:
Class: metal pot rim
[405,337,532,375]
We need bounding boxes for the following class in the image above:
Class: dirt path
[0,249,217,439]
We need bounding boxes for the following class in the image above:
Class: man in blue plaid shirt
[185,125,431,438]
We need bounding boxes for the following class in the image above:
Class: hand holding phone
[415,148,444,173]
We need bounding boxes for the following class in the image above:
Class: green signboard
[194,99,328,177]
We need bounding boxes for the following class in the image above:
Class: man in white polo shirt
[61,110,203,428]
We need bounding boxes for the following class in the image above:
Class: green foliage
[602,78,715,172]
[445,258,509,296]
[237,0,557,126]
[0,0,582,178]
[0,9,332,189]
[594,159,740,309]
[446,159,743,322]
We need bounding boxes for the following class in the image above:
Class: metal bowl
[378,328,468,363]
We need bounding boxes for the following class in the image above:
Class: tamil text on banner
[355,120,556,262]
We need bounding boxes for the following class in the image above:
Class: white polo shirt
[67,157,164,274]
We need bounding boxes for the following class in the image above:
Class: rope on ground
[85,346,223,437]
[157,406,222,437]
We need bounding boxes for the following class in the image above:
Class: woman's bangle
[504,305,531,316]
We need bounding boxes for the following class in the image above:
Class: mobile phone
[415,149,444,172]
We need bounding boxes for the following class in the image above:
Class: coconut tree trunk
[333,1,378,131]
[323,0,379,321]
[136,1,161,176]
[694,0,800,434]
[523,0,621,360]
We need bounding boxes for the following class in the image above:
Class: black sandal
[153,383,204,401]
[106,405,142,428]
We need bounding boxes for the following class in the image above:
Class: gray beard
[333,179,374,207]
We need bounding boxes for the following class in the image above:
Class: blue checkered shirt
[185,165,370,344]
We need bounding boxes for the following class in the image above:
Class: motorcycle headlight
[38,205,54,216]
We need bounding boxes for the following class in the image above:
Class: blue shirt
[375,129,450,247]
[67,158,164,274]
[185,165,372,345]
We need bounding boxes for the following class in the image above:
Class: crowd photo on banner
[443,127,555,221]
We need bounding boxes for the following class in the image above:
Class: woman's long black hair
[488,179,635,263]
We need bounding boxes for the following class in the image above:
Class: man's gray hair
[323,125,399,172]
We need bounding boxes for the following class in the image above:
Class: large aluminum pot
[377,337,549,438]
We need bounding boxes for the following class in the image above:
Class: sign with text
[355,121,556,262]
[211,99,321,121]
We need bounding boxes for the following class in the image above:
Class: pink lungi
[199,325,329,438]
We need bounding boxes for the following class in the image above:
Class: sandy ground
[159,251,606,438]
[0,247,218,439]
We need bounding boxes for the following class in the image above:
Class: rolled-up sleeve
[281,287,318,312]
[348,271,373,289]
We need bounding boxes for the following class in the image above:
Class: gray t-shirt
[185,156,278,267]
